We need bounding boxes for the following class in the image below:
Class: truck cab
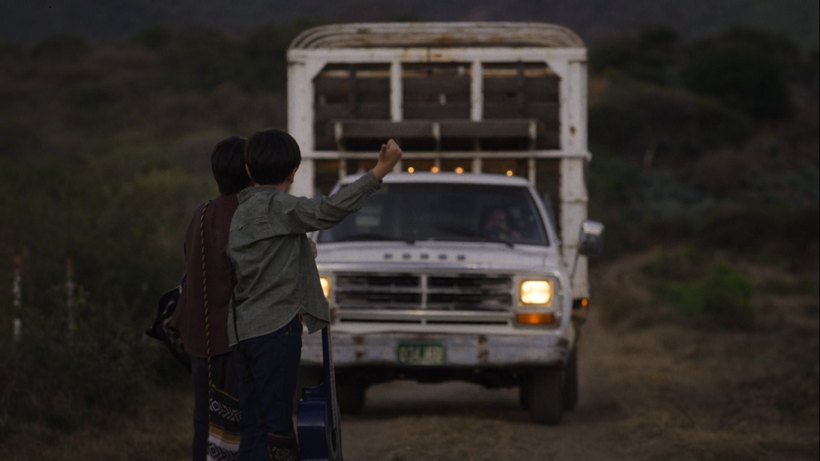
[287,22,603,424]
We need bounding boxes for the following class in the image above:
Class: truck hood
[315,241,562,273]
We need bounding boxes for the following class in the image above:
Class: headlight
[319,276,332,300]
[519,280,553,306]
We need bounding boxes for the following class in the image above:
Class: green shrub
[694,205,820,271]
[161,28,254,92]
[0,140,210,438]
[587,147,641,211]
[651,263,755,329]
[701,264,755,329]
[133,26,171,51]
[244,19,324,91]
[681,27,800,120]
[0,297,151,433]
[641,248,708,280]
[590,26,680,84]
[590,79,752,165]
[66,82,111,110]
[653,282,704,317]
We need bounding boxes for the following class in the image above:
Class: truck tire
[337,380,366,414]
[562,347,579,411]
[518,380,531,409]
[527,369,563,425]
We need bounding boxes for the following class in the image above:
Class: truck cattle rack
[287,22,591,297]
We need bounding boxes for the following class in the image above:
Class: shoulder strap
[199,201,214,387]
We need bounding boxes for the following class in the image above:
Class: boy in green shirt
[228,128,401,460]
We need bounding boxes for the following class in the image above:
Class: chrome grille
[427,275,512,310]
[335,274,422,309]
[334,273,513,325]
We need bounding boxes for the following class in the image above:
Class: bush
[66,81,111,111]
[243,19,325,91]
[590,26,680,84]
[0,22,306,442]
[133,26,171,52]
[587,147,641,211]
[701,264,755,329]
[640,247,708,280]
[694,205,820,271]
[0,138,211,438]
[651,263,755,329]
[590,79,752,166]
[0,297,152,434]
[161,28,254,92]
[681,27,800,120]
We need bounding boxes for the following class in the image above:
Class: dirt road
[341,312,632,461]
[341,309,662,461]
[341,254,819,461]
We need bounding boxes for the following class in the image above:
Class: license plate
[396,342,445,366]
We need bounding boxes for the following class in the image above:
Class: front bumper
[302,329,571,368]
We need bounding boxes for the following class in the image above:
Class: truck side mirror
[578,220,605,257]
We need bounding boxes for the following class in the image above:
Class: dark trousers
[191,352,237,461]
[234,316,302,460]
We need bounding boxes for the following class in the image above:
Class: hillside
[1,0,817,50]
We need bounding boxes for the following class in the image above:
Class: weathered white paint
[390,60,402,122]
[470,60,483,122]
[288,59,324,197]
[560,158,589,297]
[290,22,584,50]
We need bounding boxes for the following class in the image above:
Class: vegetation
[646,256,756,330]
[0,19,816,453]
[0,22,306,441]
[588,25,818,258]
[588,26,817,333]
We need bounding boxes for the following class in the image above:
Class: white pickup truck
[303,172,602,424]
[288,22,603,424]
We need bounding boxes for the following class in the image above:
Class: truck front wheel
[518,380,531,409]
[526,369,563,425]
[562,347,579,411]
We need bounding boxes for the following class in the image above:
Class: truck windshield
[318,182,549,246]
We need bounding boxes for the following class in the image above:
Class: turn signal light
[515,312,556,326]
[573,297,590,309]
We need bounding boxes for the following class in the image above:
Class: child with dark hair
[228,128,402,460]
[172,136,250,461]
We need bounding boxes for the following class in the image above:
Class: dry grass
[591,248,819,459]
[7,387,192,461]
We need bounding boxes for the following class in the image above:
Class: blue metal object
[297,328,343,461]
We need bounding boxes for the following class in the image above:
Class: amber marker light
[574,297,589,309]
[506,170,514,177]
[407,166,415,173]
[455,166,464,174]
[431,166,440,173]
[515,312,556,326]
